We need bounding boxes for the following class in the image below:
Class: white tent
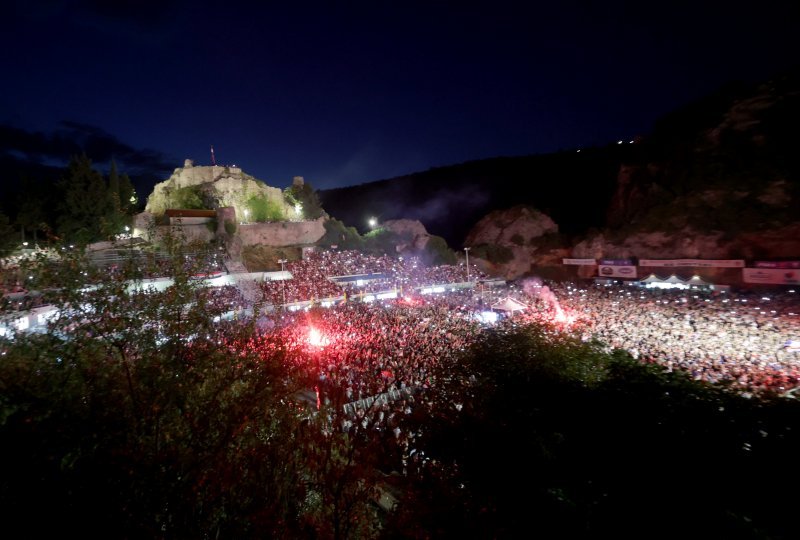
[640,274,665,284]
[640,274,691,290]
[686,275,711,287]
[491,296,529,313]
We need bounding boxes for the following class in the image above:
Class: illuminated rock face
[144,161,291,220]
[138,162,326,252]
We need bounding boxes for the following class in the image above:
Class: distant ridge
[319,146,631,246]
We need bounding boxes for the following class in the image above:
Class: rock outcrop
[381,219,432,252]
[145,160,292,221]
[464,206,564,280]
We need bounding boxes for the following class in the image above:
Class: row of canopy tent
[639,274,712,289]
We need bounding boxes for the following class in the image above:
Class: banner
[599,258,633,266]
[598,265,637,278]
[562,258,596,265]
[754,261,800,269]
[743,268,800,285]
[639,259,744,268]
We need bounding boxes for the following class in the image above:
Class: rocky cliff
[606,70,800,237]
[464,70,800,280]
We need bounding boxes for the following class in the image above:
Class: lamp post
[278,258,287,307]
[464,247,471,283]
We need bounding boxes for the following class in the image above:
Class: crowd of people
[8,243,800,488]
[535,282,800,395]
[256,249,489,305]
[6,243,800,399]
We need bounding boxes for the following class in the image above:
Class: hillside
[321,68,800,274]
[319,145,630,247]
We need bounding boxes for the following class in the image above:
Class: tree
[57,155,116,244]
[119,172,137,214]
[104,159,129,236]
[286,181,325,220]
[15,175,48,248]
[0,240,311,538]
[0,211,17,255]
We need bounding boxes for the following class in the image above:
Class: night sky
[2,0,798,194]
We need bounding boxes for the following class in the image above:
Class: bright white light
[476,311,499,324]
[295,203,302,215]
[308,328,329,347]
[618,140,623,144]
[368,217,377,228]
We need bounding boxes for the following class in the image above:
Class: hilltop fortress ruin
[134,160,326,252]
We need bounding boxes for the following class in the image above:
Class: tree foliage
[318,218,364,250]
[0,244,312,538]
[469,242,514,264]
[0,212,18,255]
[169,186,205,210]
[421,235,456,266]
[286,181,325,220]
[55,155,132,244]
[389,323,800,538]
[246,194,285,222]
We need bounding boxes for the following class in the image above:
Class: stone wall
[237,218,326,246]
[150,224,216,245]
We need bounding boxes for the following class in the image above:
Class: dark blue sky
[1,0,798,192]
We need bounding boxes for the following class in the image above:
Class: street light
[464,247,471,283]
[278,258,288,307]
[368,217,378,229]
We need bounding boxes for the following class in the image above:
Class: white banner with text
[639,259,744,268]
[742,268,800,285]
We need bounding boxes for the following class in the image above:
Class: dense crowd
[519,281,800,395]
[256,249,488,305]
[7,243,800,398]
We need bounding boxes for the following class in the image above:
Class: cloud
[0,121,174,176]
